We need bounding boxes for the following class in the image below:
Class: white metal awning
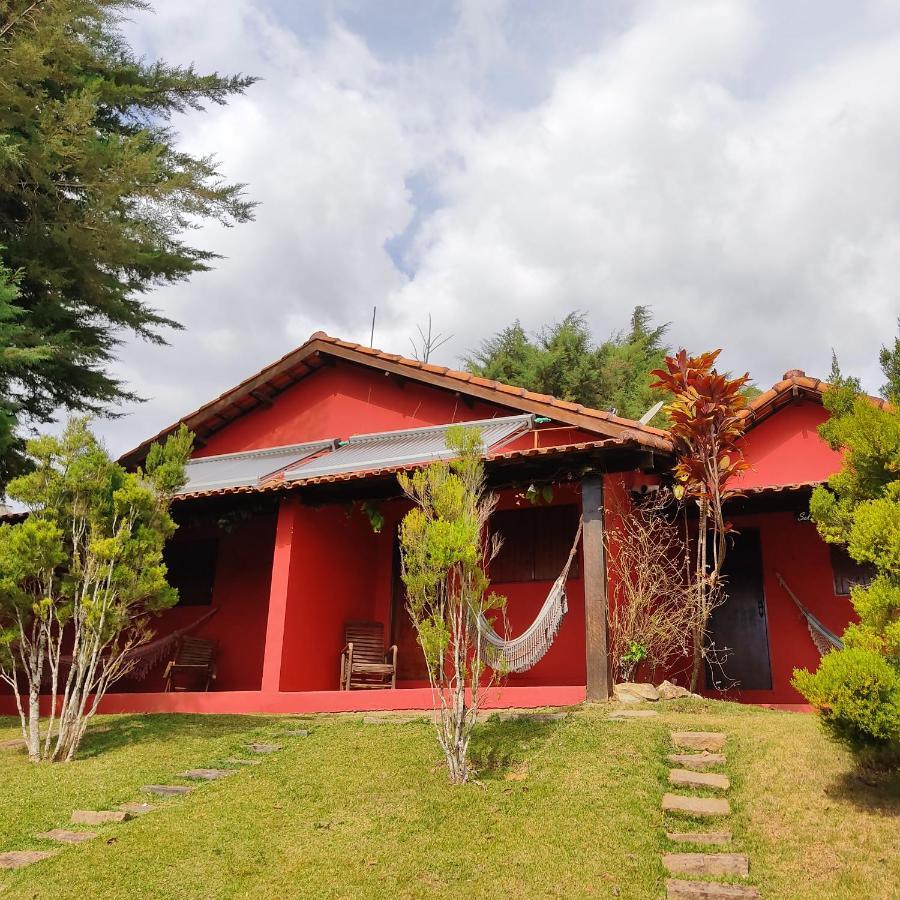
[179,440,337,494]
[284,414,534,482]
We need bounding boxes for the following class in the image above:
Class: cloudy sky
[103,0,900,455]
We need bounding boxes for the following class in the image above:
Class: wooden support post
[582,476,611,700]
[261,497,298,693]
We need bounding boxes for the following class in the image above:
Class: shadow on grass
[826,766,900,814]
[73,712,275,759]
[468,715,559,780]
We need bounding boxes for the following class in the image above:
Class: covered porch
[87,442,649,715]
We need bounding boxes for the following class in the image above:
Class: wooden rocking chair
[163,636,218,692]
[340,621,397,690]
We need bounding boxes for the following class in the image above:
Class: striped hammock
[476,520,583,673]
[776,572,844,655]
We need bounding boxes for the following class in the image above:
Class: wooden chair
[163,636,217,692]
[340,621,397,690]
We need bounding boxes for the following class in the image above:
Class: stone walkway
[662,731,760,899]
[0,729,304,875]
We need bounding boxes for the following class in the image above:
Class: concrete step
[141,784,192,796]
[609,710,659,719]
[668,753,726,770]
[0,850,57,870]
[663,853,749,877]
[669,769,731,791]
[671,732,727,752]
[71,810,131,825]
[662,793,730,817]
[666,879,760,899]
[36,829,97,844]
[178,769,231,780]
[666,831,732,846]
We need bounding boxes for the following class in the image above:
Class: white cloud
[99,0,900,454]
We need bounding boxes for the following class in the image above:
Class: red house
[2,336,869,715]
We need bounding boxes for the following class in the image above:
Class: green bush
[792,648,900,752]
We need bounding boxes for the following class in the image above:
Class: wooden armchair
[340,621,397,690]
[163,636,218,692]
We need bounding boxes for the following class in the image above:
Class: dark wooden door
[390,537,429,681]
[706,529,773,691]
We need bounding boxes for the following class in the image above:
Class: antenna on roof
[370,306,376,348]
[639,400,665,425]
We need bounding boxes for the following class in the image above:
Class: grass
[0,701,897,899]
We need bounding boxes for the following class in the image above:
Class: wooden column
[260,496,298,694]
[581,475,611,700]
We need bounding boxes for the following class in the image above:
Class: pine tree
[465,307,669,420]
[0,1,256,484]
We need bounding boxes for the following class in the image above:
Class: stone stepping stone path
[663,853,750,877]
[141,784,192,797]
[662,794,730,817]
[666,832,732,846]
[671,732,727,752]
[666,881,760,899]
[225,758,260,766]
[72,810,131,825]
[669,769,730,791]
[609,709,659,720]
[0,738,26,751]
[668,752,726,770]
[247,742,282,753]
[0,850,57,870]
[36,829,97,844]
[178,768,231,781]
[119,802,154,816]
[661,731,760,899]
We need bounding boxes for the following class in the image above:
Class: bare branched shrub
[606,489,696,683]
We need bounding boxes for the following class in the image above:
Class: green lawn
[1,701,897,899]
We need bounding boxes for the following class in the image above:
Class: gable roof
[738,368,890,431]
[120,332,672,467]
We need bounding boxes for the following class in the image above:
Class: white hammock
[776,572,844,655]
[476,520,583,673]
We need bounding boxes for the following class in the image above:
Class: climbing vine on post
[398,426,506,784]
[651,350,750,690]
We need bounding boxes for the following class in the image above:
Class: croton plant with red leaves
[650,349,752,689]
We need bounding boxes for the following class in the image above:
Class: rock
[247,743,282,753]
[119,803,154,816]
[668,753,726,770]
[36,829,97,844]
[141,785,192,796]
[71,810,131,825]
[0,850,56,869]
[671,732,727,752]
[178,769,230,780]
[657,680,692,700]
[609,710,659,719]
[666,880,760,899]
[613,682,660,703]
[669,769,730,791]
[663,853,749,877]
[662,794,730,817]
[666,832,732,846]
[284,729,310,737]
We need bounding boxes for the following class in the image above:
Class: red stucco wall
[195,363,517,455]
[733,400,843,489]
[120,511,276,693]
[719,511,854,704]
